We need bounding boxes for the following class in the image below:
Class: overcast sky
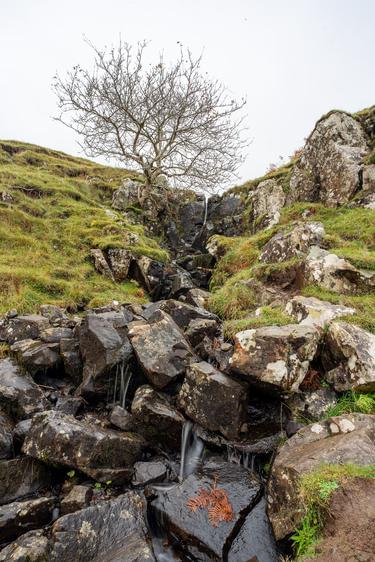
[1,0,374,184]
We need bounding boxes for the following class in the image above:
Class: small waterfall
[202,194,208,227]
[111,360,132,409]
[227,445,257,472]
[179,421,205,482]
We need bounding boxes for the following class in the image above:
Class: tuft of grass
[222,306,291,339]
[292,463,375,559]
[324,391,375,418]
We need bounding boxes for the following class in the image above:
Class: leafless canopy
[53,41,248,192]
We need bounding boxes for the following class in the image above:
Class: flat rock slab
[0,456,51,505]
[50,492,155,561]
[0,496,54,542]
[150,460,262,560]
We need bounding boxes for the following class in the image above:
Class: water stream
[179,420,205,481]
[111,360,132,408]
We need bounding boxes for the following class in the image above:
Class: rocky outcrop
[230,324,321,393]
[267,413,375,540]
[323,322,375,392]
[259,222,325,264]
[248,178,286,232]
[289,111,369,206]
[285,295,355,328]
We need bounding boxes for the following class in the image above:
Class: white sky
[1,0,374,184]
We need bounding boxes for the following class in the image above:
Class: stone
[4,315,50,345]
[60,485,93,515]
[169,267,196,297]
[0,529,50,562]
[106,248,132,282]
[11,339,61,375]
[40,304,68,323]
[285,388,338,422]
[259,221,325,263]
[144,299,218,329]
[358,164,375,208]
[184,318,219,347]
[132,461,168,486]
[111,178,143,210]
[131,385,185,448]
[285,295,355,328]
[178,361,248,440]
[40,327,73,343]
[110,405,135,431]
[150,460,261,560]
[227,498,279,562]
[12,419,32,451]
[60,337,82,383]
[128,312,195,389]
[0,358,49,419]
[22,410,145,484]
[55,396,83,416]
[185,288,211,308]
[0,457,51,505]
[305,246,375,294]
[289,111,369,206]
[267,413,375,540]
[0,496,54,542]
[130,255,165,294]
[90,248,114,280]
[323,321,375,392]
[49,492,155,561]
[230,324,321,393]
[248,178,286,232]
[0,410,13,459]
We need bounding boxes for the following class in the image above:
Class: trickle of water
[179,421,205,482]
[111,360,132,409]
[202,194,208,227]
[227,445,257,473]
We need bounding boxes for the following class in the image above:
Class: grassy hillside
[0,141,168,314]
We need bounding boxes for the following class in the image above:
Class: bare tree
[53,41,248,193]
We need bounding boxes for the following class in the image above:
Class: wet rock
[185,288,211,308]
[178,194,206,246]
[259,221,325,263]
[248,178,286,232]
[206,193,244,239]
[110,405,135,431]
[0,496,54,542]
[60,485,93,515]
[285,388,338,422]
[11,339,61,376]
[0,529,50,562]
[305,246,375,294]
[285,295,355,327]
[0,410,13,459]
[132,461,168,486]
[50,492,155,561]
[151,460,261,560]
[55,396,83,416]
[4,315,50,345]
[22,410,145,484]
[128,312,195,389]
[90,248,114,281]
[227,497,278,562]
[230,324,321,393]
[106,248,132,282]
[289,111,369,206]
[0,457,51,505]
[0,358,49,419]
[267,413,375,540]
[323,321,375,392]
[178,362,248,440]
[60,337,82,383]
[131,385,185,448]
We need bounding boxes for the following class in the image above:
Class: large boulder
[106,248,132,282]
[111,178,143,210]
[0,457,51,505]
[0,358,49,419]
[50,492,155,562]
[150,460,262,560]
[267,413,375,540]
[178,361,248,440]
[248,178,286,232]
[259,222,325,263]
[230,324,321,393]
[128,312,195,389]
[90,249,115,281]
[305,246,375,294]
[285,295,355,328]
[22,410,145,484]
[323,322,375,392]
[10,339,61,376]
[289,111,369,206]
[0,496,54,542]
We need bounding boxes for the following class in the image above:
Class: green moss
[324,391,375,418]
[0,140,166,313]
[223,306,291,339]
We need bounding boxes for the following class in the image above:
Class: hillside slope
[0,141,168,313]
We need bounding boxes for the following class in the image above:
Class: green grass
[292,463,375,559]
[0,140,168,313]
[222,306,291,339]
[324,391,375,418]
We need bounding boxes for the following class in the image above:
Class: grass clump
[0,140,168,313]
[292,463,375,559]
[325,391,375,418]
[222,306,291,339]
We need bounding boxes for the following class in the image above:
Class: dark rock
[0,409,13,459]
[178,361,248,440]
[267,413,375,540]
[0,358,49,419]
[285,388,338,422]
[144,299,218,328]
[185,288,211,308]
[10,339,61,376]
[131,385,185,448]
[3,315,50,345]
[184,318,219,347]
[106,248,132,282]
[128,312,195,389]
[22,410,145,484]
[0,457,51,505]
[0,529,50,561]
[55,396,83,416]
[60,337,82,383]
[110,405,135,431]
[60,485,93,515]
[12,418,32,451]
[50,492,155,561]
[132,461,168,486]
[40,304,68,323]
[0,496,54,542]
[169,267,195,297]
[90,248,114,281]
[40,327,73,343]
[227,498,278,562]
[230,324,321,393]
[151,460,261,560]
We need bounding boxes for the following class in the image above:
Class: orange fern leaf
[186,478,234,527]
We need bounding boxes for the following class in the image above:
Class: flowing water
[110,360,132,408]
[179,420,205,481]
